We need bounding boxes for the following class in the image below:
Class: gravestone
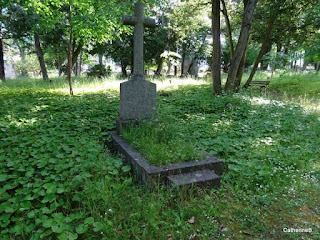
[111,3,223,189]
[117,2,156,132]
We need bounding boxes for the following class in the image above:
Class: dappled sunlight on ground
[249,97,284,106]
[46,77,208,94]
[154,78,208,90]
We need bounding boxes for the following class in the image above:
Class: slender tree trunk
[225,0,258,92]
[34,31,49,81]
[72,44,83,68]
[244,16,276,88]
[57,53,62,76]
[0,19,5,82]
[181,43,187,77]
[260,43,271,70]
[234,43,248,90]
[283,47,289,67]
[74,60,78,76]
[121,62,127,76]
[212,0,222,94]
[98,54,103,65]
[67,4,74,95]
[221,0,234,59]
[78,50,82,75]
[155,57,164,75]
[174,66,177,76]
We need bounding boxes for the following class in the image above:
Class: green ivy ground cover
[0,78,319,239]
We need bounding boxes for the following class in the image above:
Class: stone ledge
[110,131,223,188]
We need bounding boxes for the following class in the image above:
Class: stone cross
[116,2,157,132]
[122,2,155,78]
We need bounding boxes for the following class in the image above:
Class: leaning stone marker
[117,2,156,132]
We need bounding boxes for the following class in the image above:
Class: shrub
[87,64,111,78]
[14,55,40,77]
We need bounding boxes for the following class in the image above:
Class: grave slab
[110,131,223,188]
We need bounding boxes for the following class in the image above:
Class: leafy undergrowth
[121,122,203,166]
[0,78,319,239]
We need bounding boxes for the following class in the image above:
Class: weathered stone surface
[119,2,157,124]
[168,170,221,188]
[110,131,223,188]
[119,79,157,121]
[122,2,155,76]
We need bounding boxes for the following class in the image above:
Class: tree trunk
[221,0,234,59]
[155,57,164,75]
[174,66,177,76]
[98,54,103,65]
[78,50,83,75]
[283,47,289,67]
[121,62,127,76]
[74,60,78,76]
[67,4,74,95]
[244,16,276,88]
[316,62,320,73]
[72,43,83,68]
[234,43,248,90]
[0,20,5,82]
[225,0,258,92]
[167,61,172,75]
[212,0,222,94]
[34,31,49,81]
[260,43,271,70]
[180,43,187,77]
[57,53,62,76]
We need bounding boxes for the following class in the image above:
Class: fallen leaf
[188,216,195,224]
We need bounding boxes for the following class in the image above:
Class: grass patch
[121,122,204,166]
[269,72,320,97]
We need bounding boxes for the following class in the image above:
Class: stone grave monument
[116,2,156,133]
[111,2,223,189]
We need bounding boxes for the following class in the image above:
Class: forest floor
[0,73,319,239]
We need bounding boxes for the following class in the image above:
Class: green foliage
[269,73,320,97]
[87,64,111,78]
[14,55,40,76]
[0,87,127,239]
[167,0,211,61]
[0,75,319,239]
[121,122,203,166]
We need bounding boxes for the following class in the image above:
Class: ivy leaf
[76,224,88,234]
[84,217,94,225]
[121,165,131,172]
[0,175,9,182]
[42,193,56,203]
[43,183,57,193]
[43,219,54,228]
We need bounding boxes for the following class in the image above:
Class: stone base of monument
[110,131,223,189]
